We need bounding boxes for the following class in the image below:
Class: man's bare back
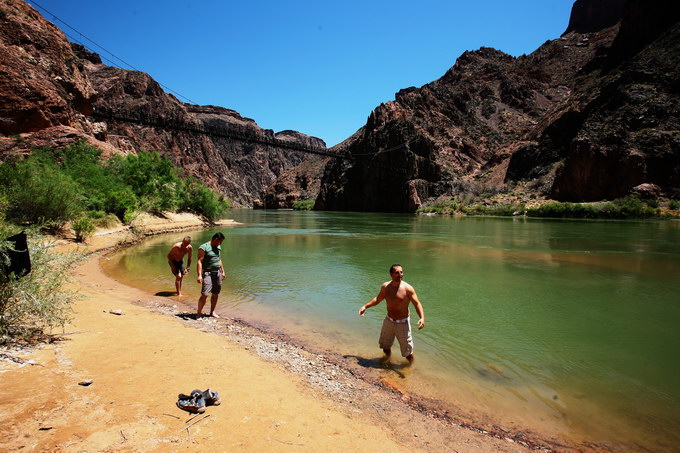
[167,237,193,296]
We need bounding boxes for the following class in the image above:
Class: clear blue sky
[27,0,574,146]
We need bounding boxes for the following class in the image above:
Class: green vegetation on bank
[0,142,231,236]
[292,199,315,211]
[418,195,679,219]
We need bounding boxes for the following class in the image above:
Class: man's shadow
[155,291,176,297]
[176,312,200,320]
[343,354,407,379]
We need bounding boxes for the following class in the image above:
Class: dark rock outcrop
[0,0,95,134]
[563,0,626,34]
[314,0,679,211]
[516,0,680,201]
[0,0,324,206]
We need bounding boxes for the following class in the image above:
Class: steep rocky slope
[0,0,95,134]
[507,0,680,201]
[313,0,679,211]
[0,0,324,206]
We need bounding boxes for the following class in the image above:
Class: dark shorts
[169,260,184,276]
[201,271,222,295]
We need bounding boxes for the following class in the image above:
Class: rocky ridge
[0,0,325,206]
[309,0,679,211]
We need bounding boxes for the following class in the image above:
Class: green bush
[527,196,659,219]
[105,188,138,224]
[93,213,121,229]
[527,202,597,218]
[670,199,680,210]
[72,216,95,242]
[0,142,231,226]
[180,182,231,222]
[0,233,81,344]
[1,159,83,226]
[292,199,315,211]
[107,151,182,214]
[417,198,464,215]
[467,203,525,216]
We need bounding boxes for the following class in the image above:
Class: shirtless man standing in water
[167,236,193,296]
[359,264,425,363]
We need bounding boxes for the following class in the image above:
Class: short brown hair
[389,264,402,273]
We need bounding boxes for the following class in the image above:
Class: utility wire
[352,140,413,157]
[26,0,199,105]
[24,1,432,174]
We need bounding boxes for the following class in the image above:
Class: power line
[26,0,199,105]
[24,1,429,176]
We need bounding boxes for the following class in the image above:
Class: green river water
[101,210,680,451]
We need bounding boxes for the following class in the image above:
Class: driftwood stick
[120,430,127,441]
[275,439,305,446]
[162,413,180,419]
[185,414,211,430]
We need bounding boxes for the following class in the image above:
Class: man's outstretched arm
[359,285,386,316]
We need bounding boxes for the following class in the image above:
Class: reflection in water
[102,211,680,451]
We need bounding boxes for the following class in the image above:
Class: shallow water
[101,210,680,450]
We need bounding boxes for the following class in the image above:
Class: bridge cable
[26,0,199,105]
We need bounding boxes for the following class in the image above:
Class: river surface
[101,210,680,451]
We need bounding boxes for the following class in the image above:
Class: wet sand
[0,214,540,452]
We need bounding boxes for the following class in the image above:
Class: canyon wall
[0,0,325,206]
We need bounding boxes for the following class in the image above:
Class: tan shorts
[378,316,413,357]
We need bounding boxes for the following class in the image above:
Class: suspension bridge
[90,106,426,176]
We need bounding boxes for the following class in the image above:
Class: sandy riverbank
[0,213,537,452]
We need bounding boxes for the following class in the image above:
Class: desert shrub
[180,182,231,222]
[606,196,658,218]
[72,216,95,242]
[669,199,680,210]
[292,199,315,210]
[105,188,138,224]
[93,213,121,229]
[468,203,525,216]
[0,233,81,344]
[0,143,232,225]
[417,198,464,215]
[527,202,598,218]
[107,151,182,214]
[0,158,83,225]
[527,196,659,219]
[646,198,660,208]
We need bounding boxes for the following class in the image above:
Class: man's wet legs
[197,293,220,318]
[175,274,183,296]
[196,294,207,318]
[209,294,220,318]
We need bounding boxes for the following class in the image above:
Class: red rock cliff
[0,0,325,206]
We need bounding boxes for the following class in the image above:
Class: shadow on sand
[155,291,176,297]
[343,354,408,379]
[176,312,200,320]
